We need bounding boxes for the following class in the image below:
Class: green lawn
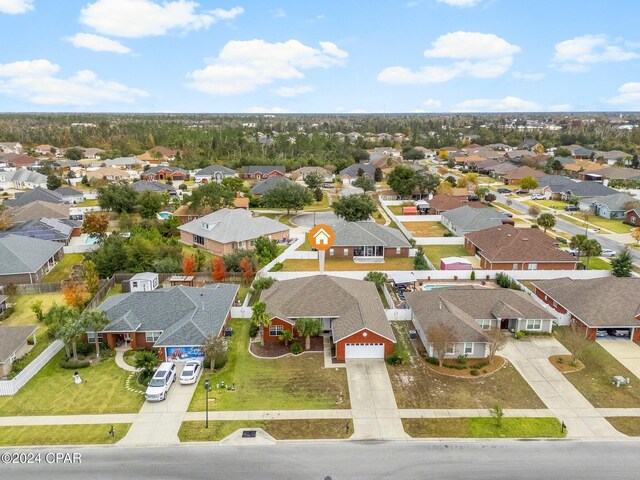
[403,221,448,237]
[188,319,349,411]
[559,214,632,233]
[4,292,65,327]
[581,257,612,270]
[182,244,214,263]
[76,198,99,207]
[424,244,471,269]
[554,327,640,408]
[278,257,415,272]
[387,203,414,215]
[105,284,122,299]
[0,353,145,416]
[178,419,353,441]
[524,199,568,210]
[606,417,640,436]
[0,424,131,446]
[303,192,330,210]
[402,418,566,438]
[297,233,313,251]
[43,254,84,283]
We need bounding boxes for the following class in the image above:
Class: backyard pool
[421,284,454,291]
[157,211,172,220]
[85,235,100,245]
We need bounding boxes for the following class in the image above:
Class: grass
[388,323,545,409]
[424,244,471,269]
[403,221,448,237]
[580,256,612,270]
[402,418,566,438]
[606,417,640,436]
[0,352,145,416]
[76,198,99,207]
[554,327,640,408]
[524,199,569,210]
[0,424,131,446]
[178,419,353,441]
[303,192,330,210]
[278,257,415,272]
[4,292,65,327]
[559,214,632,233]
[387,203,414,215]
[105,284,122,299]
[297,233,313,251]
[188,319,349,411]
[43,253,84,283]
[182,244,214,263]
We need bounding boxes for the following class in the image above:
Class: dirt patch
[549,355,585,373]
[249,336,324,358]
[425,356,506,378]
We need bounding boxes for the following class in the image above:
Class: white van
[145,362,177,402]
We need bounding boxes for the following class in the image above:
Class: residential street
[3,442,640,480]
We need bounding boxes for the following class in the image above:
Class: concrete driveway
[598,340,640,378]
[119,363,199,445]
[290,211,345,227]
[345,359,406,440]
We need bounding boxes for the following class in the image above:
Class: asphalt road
[291,211,345,227]
[2,441,640,480]
[495,192,640,265]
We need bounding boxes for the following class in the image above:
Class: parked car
[513,189,528,194]
[502,212,513,218]
[179,360,202,385]
[531,193,546,200]
[467,194,479,202]
[600,248,616,257]
[564,205,579,211]
[145,362,177,402]
[566,247,579,256]
[497,188,511,194]
[596,330,608,338]
[612,329,631,337]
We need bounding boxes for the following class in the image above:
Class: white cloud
[453,96,542,112]
[552,34,638,72]
[66,33,132,54]
[80,0,243,38]
[605,82,640,108]
[0,0,33,14]
[0,59,148,105]
[245,106,292,113]
[188,39,348,95]
[436,0,482,7]
[512,71,545,81]
[271,8,286,18]
[378,31,519,84]
[272,85,315,97]
[421,98,442,109]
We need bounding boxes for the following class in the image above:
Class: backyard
[278,257,415,272]
[403,222,449,237]
[388,323,545,409]
[178,419,353,442]
[402,417,565,438]
[43,253,84,283]
[554,327,640,408]
[188,319,350,411]
[0,424,131,446]
[424,244,472,269]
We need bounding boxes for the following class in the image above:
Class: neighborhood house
[325,222,411,261]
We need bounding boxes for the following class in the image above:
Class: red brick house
[426,194,487,214]
[240,165,286,180]
[325,221,411,261]
[625,208,640,226]
[464,224,578,271]
[260,275,396,361]
[501,166,545,185]
[532,277,640,341]
[141,166,187,181]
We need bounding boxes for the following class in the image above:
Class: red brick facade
[334,329,394,362]
[465,238,577,271]
[241,171,285,180]
[264,317,297,343]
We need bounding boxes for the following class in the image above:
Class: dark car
[467,195,479,202]
[497,188,511,194]
[564,205,579,211]
[513,189,528,194]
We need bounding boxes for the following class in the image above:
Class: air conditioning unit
[9,353,17,363]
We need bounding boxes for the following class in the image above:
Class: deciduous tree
[352,175,376,192]
[332,194,376,222]
[202,334,227,371]
[82,212,109,239]
[520,176,539,191]
[212,256,227,282]
[182,255,196,276]
[427,322,456,367]
[83,260,100,295]
[97,183,138,213]
[303,171,324,190]
[388,165,416,198]
[485,327,507,364]
[190,182,235,210]
[62,280,91,309]
[239,256,254,284]
[262,182,313,214]
[138,191,163,219]
[611,246,633,277]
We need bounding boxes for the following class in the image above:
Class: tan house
[0,326,38,377]
[85,167,131,182]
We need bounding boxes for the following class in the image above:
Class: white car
[600,248,616,257]
[531,193,546,200]
[145,362,176,402]
[179,360,202,385]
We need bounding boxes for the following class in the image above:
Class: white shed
[129,272,159,292]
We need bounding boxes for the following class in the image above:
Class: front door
[500,318,509,330]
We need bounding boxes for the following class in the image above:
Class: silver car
[179,360,202,385]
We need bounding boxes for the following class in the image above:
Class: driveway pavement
[345,359,406,440]
[290,211,344,227]
[598,340,640,379]
[119,363,199,445]
[501,337,622,439]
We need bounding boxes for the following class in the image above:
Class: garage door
[344,343,385,359]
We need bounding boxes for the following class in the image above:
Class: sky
[0,0,639,113]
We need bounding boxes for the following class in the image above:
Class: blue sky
[0,0,639,113]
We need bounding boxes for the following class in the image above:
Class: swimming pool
[85,235,99,245]
[157,211,172,220]
[422,284,454,291]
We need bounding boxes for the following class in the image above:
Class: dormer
[200,221,218,231]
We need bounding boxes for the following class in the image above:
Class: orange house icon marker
[309,224,335,251]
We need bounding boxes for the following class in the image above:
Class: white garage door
[344,343,385,359]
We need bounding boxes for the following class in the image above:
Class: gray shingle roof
[241,165,285,175]
[97,284,238,347]
[442,206,508,234]
[260,275,395,343]
[0,234,63,275]
[195,165,236,176]
[103,157,143,167]
[55,186,83,197]
[131,180,174,193]
[178,208,289,244]
[7,187,63,207]
[589,192,637,211]
[0,169,47,185]
[339,162,376,178]
[250,176,295,195]
[330,221,410,248]
[0,326,37,363]
[7,201,69,222]
[532,277,640,328]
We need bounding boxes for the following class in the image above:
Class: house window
[329,249,334,256]
[193,234,205,245]
[344,248,348,256]
[512,263,518,270]
[145,331,162,342]
[528,263,537,270]
[632,216,637,224]
[464,343,473,355]
[396,247,401,255]
[445,345,455,355]
[526,319,542,331]
[269,325,283,336]
[478,319,491,330]
[87,332,103,343]
[132,281,138,288]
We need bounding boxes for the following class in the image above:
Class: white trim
[333,327,396,344]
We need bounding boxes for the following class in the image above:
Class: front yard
[554,327,640,408]
[188,319,349,411]
[278,257,415,272]
[402,417,565,438]
[388,323,545,409]
[178,419,353,441]
[0,424,131,446]
[424,244,471,269]
[44,254,84,283]
[0,353,145,416]
[580,257,612,270]
[606,417,640,436]
[559,214,632,233]
[403,221,449,237]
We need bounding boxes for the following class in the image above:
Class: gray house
[327,221,411,260]
[339,162,376,185]
[0,234,64,284]
[54,186,84,204]
[194,165,238,183]
[441,206,510,236]
[0,326,38,377]
[582,193,637,219]
[6,186,63,207]
[250,176,295,196]
[406,287,555,359]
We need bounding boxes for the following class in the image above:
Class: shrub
[443,231,455,237]
[427,356,439,365]
[470,271,476,281]
[530,224,539,229]
[178,183,187,191]
[270,262,283,272]
[473,361,490,369]
[453,275,458,281]
[203,358,211,369]
[290,343,303,355]
[470,369,480,376]
[385,353,404,366]
[0,306,15,321]
[445,363,467,370]
[76,343,92,355]
[514,331,525,340]
[457,354,467,365]
[59,357,91,369]
[557,357,564,364]
[249,323,259,338]
[214,353,228,370]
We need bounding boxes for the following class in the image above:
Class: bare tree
[202,335,227,371]
[427,322,456,367]
[485,327,507,364]
[563,321,589,364]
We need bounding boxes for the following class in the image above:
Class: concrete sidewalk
[502,337,622,439]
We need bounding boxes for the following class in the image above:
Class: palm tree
[135,350,159,380]
[56,310,85,361]
[569,234,588,262]
[251,301,272,347]
[46,304,79,358]
[536,212,556,233]
[295,318,323,350]
[582,239,602,269]
[278,329,293,346]
[81,310,110,358]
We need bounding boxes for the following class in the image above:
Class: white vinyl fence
[63,244,99,254]
[230,307,253,319]
[395,215,442,222]
[0,340,64,396]
[385,309,413,321]
[415,237,465,246]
